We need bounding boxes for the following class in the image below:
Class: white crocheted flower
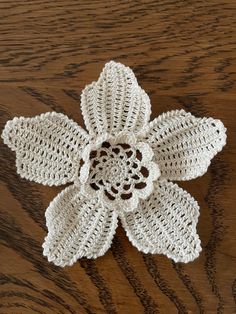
[2,61,227,267]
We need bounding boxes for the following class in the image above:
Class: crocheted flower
[2,61,226,267]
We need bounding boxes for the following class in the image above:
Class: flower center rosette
[78,132,160,212]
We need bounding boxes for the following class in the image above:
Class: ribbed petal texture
[43,185,118,266]
[81,61,151,136]
[2,112,90,186]
[120,179,202,263]
[143,109,226,180]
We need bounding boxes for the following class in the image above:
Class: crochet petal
[2,112,90,186]
[120,179,201,263]
[81,61,151,136]
[43,185,118,266]
[143,109,226,180]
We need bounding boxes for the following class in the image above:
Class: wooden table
[0,1,236,313]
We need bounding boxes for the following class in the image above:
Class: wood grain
[0,1,236,313]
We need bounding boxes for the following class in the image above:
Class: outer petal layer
[2,112,90,186]
[43,185,118,266]
[142,110,226,181]
[120,179,201,263]
[81,61,151,136]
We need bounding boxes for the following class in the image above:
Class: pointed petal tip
[42,234,113,267]
[104,60,130,69]
[170,237,202,263]
[1,117,19,149]
[42,236,78,267]
[133,237,202,263]
[101,60,137,83]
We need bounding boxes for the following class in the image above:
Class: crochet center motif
[80,137,159,209]
[2,60,227,267]
[88,142,147,199]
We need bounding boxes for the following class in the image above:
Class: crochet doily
[2,61,227,267]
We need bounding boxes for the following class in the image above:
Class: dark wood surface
[0,1,236,313]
